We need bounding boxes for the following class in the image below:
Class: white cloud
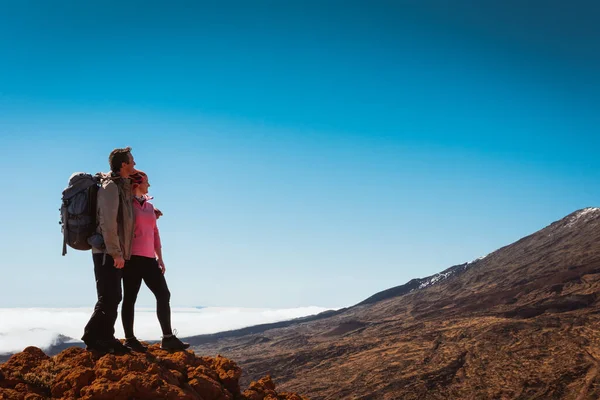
[0,306,330,354]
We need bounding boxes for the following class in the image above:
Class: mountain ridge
[187,207,600,399]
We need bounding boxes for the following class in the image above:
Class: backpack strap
[61,201,69,256]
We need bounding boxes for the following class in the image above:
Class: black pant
[121,255,172,338]
[82,253,123,342]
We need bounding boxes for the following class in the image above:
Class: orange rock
[188,373,231,400]
[209,355,242,395]
[24,394,45,400]
[242,389,262,400]
[188,364,220,382]
[166,368,185,385]
[2,347,49,377]
[0,387,24,400]
[0,374,22,389]
[94,367,121,381]
[51,347,95,369]
[244,375,279,399]
[50,367,94,398]
[257,375,276,391]
[152,344,200,373]
[0,346,309,400]
[79,376,136,400]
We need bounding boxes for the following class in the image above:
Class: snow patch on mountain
[468,254,488,264]
[565,207,600,228]
[417,254,488,290]
[418,270,455,289]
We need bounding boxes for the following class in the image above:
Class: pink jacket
[131,198,162,258]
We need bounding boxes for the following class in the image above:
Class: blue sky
[1,0,599,309]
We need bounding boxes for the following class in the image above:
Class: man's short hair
[109,147,132,173]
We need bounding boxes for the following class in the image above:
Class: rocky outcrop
[0,345,308,400]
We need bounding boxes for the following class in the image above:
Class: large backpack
[60,172,101,255]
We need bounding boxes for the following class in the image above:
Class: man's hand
[154,208,163,219]
[114,256,125,269]
[158,258,166,274]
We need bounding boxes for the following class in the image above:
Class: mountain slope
[190,207,600,399]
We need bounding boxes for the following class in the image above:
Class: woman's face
[133,179,150,196]
[138,179,150,195]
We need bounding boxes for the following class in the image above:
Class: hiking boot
[84,339,115,354]
[161,334,190,351]
[124,337,148,353]
[108,338,131,355]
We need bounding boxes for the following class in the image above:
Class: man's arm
[97,183,123,264]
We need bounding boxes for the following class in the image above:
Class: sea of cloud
[0,306,330,354]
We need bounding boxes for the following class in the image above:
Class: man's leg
[82,253,123,346]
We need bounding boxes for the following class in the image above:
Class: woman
[121,170,189,352]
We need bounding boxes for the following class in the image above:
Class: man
[81,147,136,354]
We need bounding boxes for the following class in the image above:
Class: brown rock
[166,368,185,385]
[0,374,22,390]
[1,347,49,378]
[243,376,285,400]
[188,374,230,400]
[94,367,121,381]
[51,347,94,369]
[256,376,276,391]
[0,387,24,400]
[189,364,220,382]
[209,355,242,395]
[23,394,45,400]
[152,345,200,373]
[0,346,308,400]
[78,376,136,400]
[50,367,94,398]
[242,389,263,400]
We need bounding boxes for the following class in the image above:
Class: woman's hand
[158,258,166,274]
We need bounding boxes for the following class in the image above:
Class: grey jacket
[91,173,134,260]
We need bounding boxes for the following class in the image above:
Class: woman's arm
[153,204,165,274]
[155,247,165,274]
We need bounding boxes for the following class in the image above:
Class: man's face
[122,153,136,177]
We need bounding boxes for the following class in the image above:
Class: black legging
[121,255,172,338]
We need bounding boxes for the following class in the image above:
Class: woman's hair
[130,170,148,186]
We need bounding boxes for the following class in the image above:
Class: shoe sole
[125,347,148,353]
[85,347,114,355]
[160,346,190,351]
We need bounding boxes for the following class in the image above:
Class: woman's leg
[141,257,173,336]
[121,257,144,339]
